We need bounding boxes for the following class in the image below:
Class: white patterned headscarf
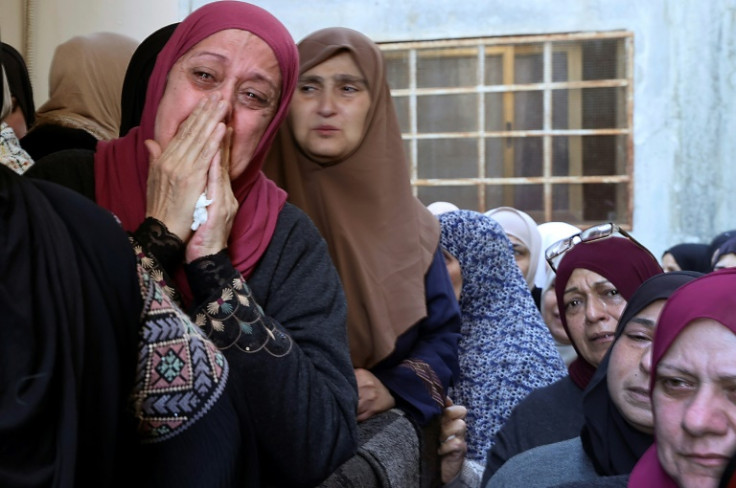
[439,210,566,470]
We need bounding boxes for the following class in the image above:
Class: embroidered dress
[129,203,358,487]
[0,121,33,174]
[24,4,359,485]
[0,165,229,486]
[130,236,229,443]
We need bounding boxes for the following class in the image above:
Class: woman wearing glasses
[486,271,701,487]
[481,224,662,484]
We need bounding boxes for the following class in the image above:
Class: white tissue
[191,192,214,231]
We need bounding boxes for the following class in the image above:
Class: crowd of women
[3,2,736,487]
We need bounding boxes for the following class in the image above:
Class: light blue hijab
[439,210,566,468]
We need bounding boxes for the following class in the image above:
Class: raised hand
[186,127,239,262]
[439,397,468,484]
[144,93,229,242]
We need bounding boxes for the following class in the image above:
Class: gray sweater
[487,437,595,487]
[27,153,360,487]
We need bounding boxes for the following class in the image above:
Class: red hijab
[94,1,298,301]
[629,267,736,487]
[554,237,662,389]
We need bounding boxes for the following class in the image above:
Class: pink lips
[626,387,650,404]
[684,453,729,468]
[589,331,615,344]
[314,125,338,135]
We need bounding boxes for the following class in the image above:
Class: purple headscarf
[629,267,736,487]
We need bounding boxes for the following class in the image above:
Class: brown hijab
[264,27,440,368]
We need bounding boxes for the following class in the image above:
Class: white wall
[4,0,736,258]
[1,0,180,108]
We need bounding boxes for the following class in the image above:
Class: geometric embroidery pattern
[129,241,229,444]
[149,339,191,389]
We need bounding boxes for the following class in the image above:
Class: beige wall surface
[1,0,180,107]
[1,1,24,49]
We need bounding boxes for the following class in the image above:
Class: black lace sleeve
[185,252,293,356]
[128,219,184,305]
[131,217,185,277]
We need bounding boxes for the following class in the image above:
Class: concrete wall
[214,0,736,259]
[4,0,736,259]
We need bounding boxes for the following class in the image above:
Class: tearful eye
[237,89,270,108]
[659,376,695,396]
[189,69,218,86]
[565,298,582,313]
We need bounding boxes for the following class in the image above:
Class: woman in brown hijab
[21,32,138,161]
[265,27,461,428]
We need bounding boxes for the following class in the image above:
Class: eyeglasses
[544,222,649,273]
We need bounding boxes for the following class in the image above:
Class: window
[380,31,634,227]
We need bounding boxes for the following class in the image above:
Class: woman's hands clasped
[144,93,239,262]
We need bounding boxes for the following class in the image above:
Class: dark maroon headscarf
[581,271,702,477]
[629,267,736,487]
[554,237,663,389]
[94,1,298,302]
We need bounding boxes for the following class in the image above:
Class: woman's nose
[682,387,728,437]
[317,91,337,116]
[640,345,652,374]
[584,296,607,323]
[222,100,233,124]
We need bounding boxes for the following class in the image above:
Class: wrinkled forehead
[140,7,297,137]
[176,29,280,77]
[652,269,736,368]
[162,30,285,90]
[656,318,736,368]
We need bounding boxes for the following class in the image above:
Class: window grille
[380,31,634,226]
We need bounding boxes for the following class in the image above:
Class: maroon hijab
[629,267,736,487]
[554,237,662,389]
[94,2,298,301]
